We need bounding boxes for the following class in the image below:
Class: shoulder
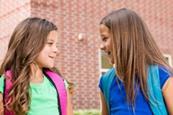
[100,68,115,82]
[99,68,115,91]
[158,65,172,89]
[158,66,171,76]
[0,75,5,80]
[101,68,115,79]
[44,69,64,80]
[0,75,5,94]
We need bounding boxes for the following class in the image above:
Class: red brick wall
[1,0,173,110]
[0,0,31,62]
[55,0,113,109]
[111,0,173,56]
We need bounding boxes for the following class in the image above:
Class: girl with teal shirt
[0,17,73,115]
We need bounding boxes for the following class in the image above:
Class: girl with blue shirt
[99,8,173,115]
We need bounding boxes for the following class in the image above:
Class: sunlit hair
[0,17,57,114]
[100,8,171,104]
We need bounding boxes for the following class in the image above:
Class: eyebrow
[101,34,107,37]
[47,39,54,42]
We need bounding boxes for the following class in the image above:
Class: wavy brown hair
[100,8,171,104]
[0,17,57,114]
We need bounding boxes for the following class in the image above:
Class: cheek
[39,47,50,56]
[35,50,48,64]
[35,54,45,64]
[38,50,47,59]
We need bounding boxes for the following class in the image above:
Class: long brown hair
[0,17,57,114]
[100,8,171,104]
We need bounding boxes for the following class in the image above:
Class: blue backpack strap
[147,65,168,115]
[101,68,115,115]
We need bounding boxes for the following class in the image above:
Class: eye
[47,42,53,46]
[102,37,108,42]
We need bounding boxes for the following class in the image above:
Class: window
[99,50,113,76]
[163,54,172,67]
[99,51,173,76]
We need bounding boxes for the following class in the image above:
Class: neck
[30,63,44,83]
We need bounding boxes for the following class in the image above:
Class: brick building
[0,0,173,110]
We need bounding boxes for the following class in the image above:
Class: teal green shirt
[0,75,68,115]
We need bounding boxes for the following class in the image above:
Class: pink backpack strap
[3,70,67,115]
[4,70,15,115]
[45,70,67,115]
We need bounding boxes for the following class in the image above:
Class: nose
[53,45,58,53]
[56,49,60,56]
[54,47,60,56]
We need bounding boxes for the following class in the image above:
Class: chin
[44,63,55,69]
[111,59,115,64]
[107,56,114,64]
[49,64,55,68]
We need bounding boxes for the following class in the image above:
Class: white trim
[163,54,172,67]
[98,49,102,76]
[101,68,109,73]
[99,49,111,75]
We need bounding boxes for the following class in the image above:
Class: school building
[0,0,173,110]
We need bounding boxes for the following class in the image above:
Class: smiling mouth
[49,56,55,59]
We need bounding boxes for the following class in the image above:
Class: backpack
[3,69,67,115]
[101,65,168,115]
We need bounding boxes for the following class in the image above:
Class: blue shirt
[99,66,170,115]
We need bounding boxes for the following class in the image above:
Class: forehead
[99,24,110,36]
[47,30,58,41]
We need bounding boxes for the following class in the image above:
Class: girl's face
[99,24,114,64]
[35,30,59,68]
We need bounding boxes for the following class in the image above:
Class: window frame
[99,49,112,76]
[99,50,173,76]
[163,54,172,67]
